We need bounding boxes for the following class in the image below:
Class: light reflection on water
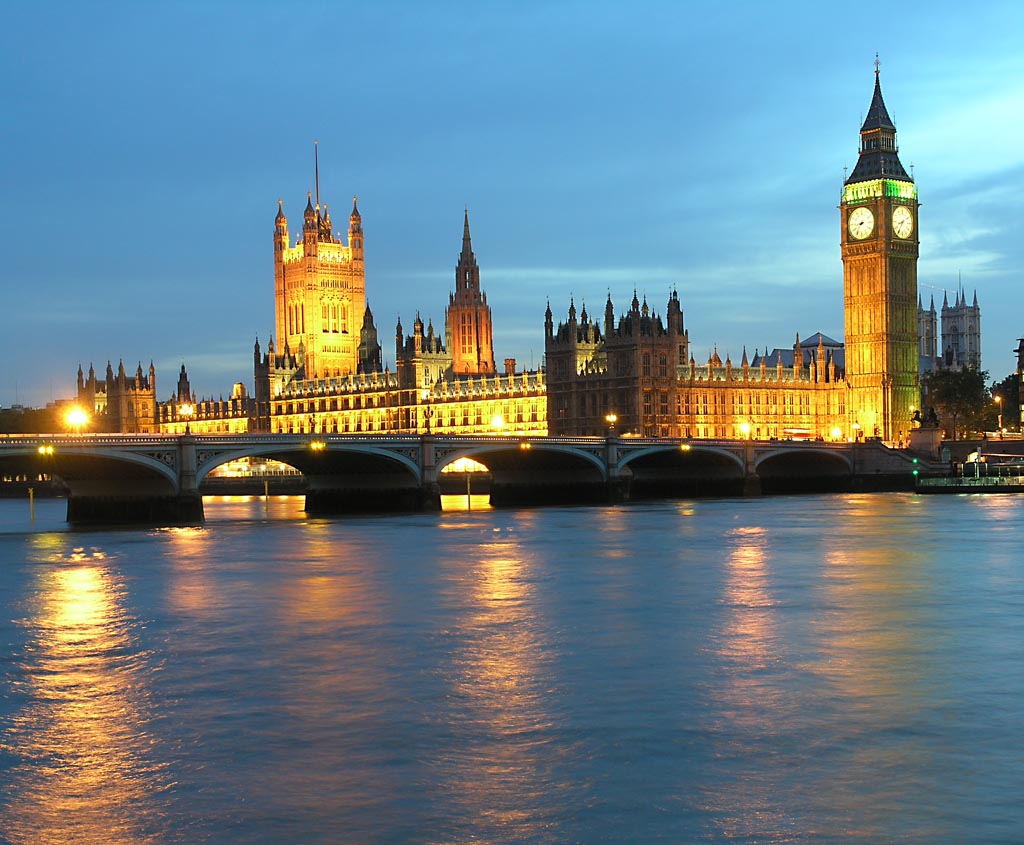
[2,493,1024,844]
[2,549,169,844]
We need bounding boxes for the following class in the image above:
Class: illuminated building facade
[274,187,367,379]
[263,206,545,435]
[446,210,495,375]
[158,364,259,435]
[77,360,158,433]
[548,68,916,444]
[840,65,919,440]
[545,293,848,439]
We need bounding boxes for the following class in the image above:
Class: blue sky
[4,1,1023,407]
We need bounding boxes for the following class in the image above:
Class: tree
[921,367,989,440]
[989,371,1021,433]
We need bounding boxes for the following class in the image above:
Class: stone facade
[76,360,158,433]
[918,288,982,373]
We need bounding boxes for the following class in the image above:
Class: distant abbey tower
[273,146,367,378]
[841,64,920,440]
[445,210,495,375]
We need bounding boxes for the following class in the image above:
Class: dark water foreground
[2,493,1023,844]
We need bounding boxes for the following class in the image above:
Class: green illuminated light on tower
[843,179,917,204]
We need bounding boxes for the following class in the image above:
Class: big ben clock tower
[841,62,920,442]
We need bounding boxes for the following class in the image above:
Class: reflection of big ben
[841,64,919,441]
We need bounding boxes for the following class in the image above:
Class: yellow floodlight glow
[309,440,327,452]
[491,414,505,431]
[179,402,195,433]
[519,441,532,450]
[679,444,691,452]
[37,444,55,455]
[65,406,89,433]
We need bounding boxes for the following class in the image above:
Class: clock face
[848,206,875,240]
[892,205,914,238]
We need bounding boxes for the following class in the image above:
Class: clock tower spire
[841,62,919,442]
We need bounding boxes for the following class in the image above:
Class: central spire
[460,207,474,261]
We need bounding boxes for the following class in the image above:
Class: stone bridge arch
[618,442,748,498]
[1,443,182,492]
[195,442,423,486]
[754,446,854,494]
[436,439,609,506]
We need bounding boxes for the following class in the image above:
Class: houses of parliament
[76,69,981,444]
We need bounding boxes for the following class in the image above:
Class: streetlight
[995,395,1003,432]
[179,402,195,434]
[605,413,618,434]
[65,406,89,435]
[739,421,752,440]
[491,413,506,434]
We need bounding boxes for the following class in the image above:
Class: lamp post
[605,412,618,434]
[179,402,195,434]
[739,421,752,440]
[995,395,1003,432]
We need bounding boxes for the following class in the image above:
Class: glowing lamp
[65,406,89,433]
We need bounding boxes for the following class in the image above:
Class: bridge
[1,433,923,525]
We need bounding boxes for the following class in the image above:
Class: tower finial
[874,52,881,78]
[314,139,320,215]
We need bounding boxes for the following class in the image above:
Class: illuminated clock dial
[892,205,914,238]
[848,206,875,240]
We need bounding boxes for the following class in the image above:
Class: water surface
[2,493,1023,843]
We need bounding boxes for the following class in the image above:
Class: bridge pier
[742,443,762,496]
[304,484,440,514]
[67,492,204,526]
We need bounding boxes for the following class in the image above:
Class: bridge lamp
[679,444,691,452]
[309,440,326,452]
[995,395,1003,431]
[179,402,195,434]
[37,444,54,456]
[491,414,506,433]
[519,441,532,451]
[65,406,89,435]
[830,427,843,442]
[739,421,752,440]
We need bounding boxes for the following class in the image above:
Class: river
[2,493,1023,844]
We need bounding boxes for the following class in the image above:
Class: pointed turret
[349,197,363,257]
[321,203,333,242]
[358,302,382,374]
[846,61,911,184]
